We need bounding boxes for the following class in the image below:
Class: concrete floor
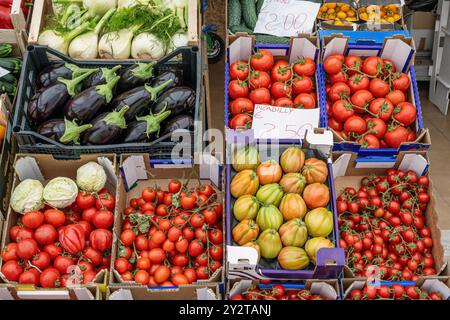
[205,2,450,257]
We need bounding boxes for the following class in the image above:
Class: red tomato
[329,82,351,101]
[43,243,63,260]
[392,73,410,91]
[293,57,315,77]
[83,247,103,266]
[188,240,205,257]
[209,245,223,260]
[328,117,343,131]
[384,126,409,148]
[76,192,96,209]
[40,268,60,288]
[115,258,132,273]
[292,76,313,94]
[393,102,416,126]
[1,260,23,281]
[229,113,252,129]
[19,269,40,286]
[324,55,343,75]
[383,59,397,74]
[95,192,115,211]
[230,60,249,80]
[141,187,156,203]
[270,81,292,99]
[274,97,294,108]
[348,74,370,92]
[249,87,272,104]
[22,211,44,229]
[344,55,363,75]
[1,243,18,262]
[271,60,292,82]
[369,98,394,121]
[154,265,171,284]
[81,207,97,223]
[358,134,380,149]
[89,229,112,252]
[196,266,209,279]
[369,78,390,98]
[92,210,114,229]
[344,115,367,135]
[82,270,97,284]
[250,50,274,72]
[329,70,348,85]
[366,118,387,139]
[350,89,373,110]
[54,255,75,274]
[294,93,315,109]
[34,224,58,245]
[16,238,39,260]
[228,80,249,99]
[230,98,254,115]
[249,70,271,89]
[362,56,384,76]
[385,90,406,105]
[44,209,66,227]
[59,224,86,254]
[332,100,354,122]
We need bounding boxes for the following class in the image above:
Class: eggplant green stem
[96,76,120,103]
[132,62,156,80]
[58,68,98,96]
[144,79,173,101]
[60,118,92,144]
[94,8,116,34]
[99,65,121,83]
[104,105,130,129]
[65,64,99,79]
[136,106,172,138]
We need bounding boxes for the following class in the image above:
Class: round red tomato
[141,187,156,203]
[385,90,406,105]
[250,50,274,71]
[270,82,292,99]
[362,56,384,76]
[16,238,39,260]
[328,117,343,131]
[332,100,354,122]
[329,82,351,101]
[249,87,271,105]
[229,114,252,129]
[366,118,387,139]
[59,224,86,254]
[348,74,369,92]
[294,93,315,109]
[344,115,367,135]
[393,102,416,126]
[90,229,112,252]
[40,268,60,288]
[83,247,103,266]
[22,211,44,229]
[54,255,75,274]
[293,57,315,77]
[1,243,18,262]
[95,192,115,211]
[358,134,380,149]
[344,55,362,75]
[230,98,254,116]
[324,56,343,75]
[383,59,397,75]
[384,126,409,148]
[369,98,394,121]
[329,71,348,85]
[76,192,95,209]
[274,97,294,108]
[230,60,249,80]
[350,89,373,110]
[369,78,389,98]
[1,260,23,281]
[44,209,66,227]
[392,73,410,91]
[271,60,292,82]
[228,80,249,99]
[292,76,313,94]
[19,269,40,286]
[92,210,114,229]
[34,224,58,245]
[249,71,271,89]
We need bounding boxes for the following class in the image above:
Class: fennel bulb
[166,32,188,53]
[38,21,92,55]
[98,25,141,59]
[83,0,118,16]
[131,33,166,60]
[69,8,116,59]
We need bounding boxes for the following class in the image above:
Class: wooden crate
[28,0,200,59]
[0,0,28,55]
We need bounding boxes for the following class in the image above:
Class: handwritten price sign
[254,0,320,37]
[251,104,320,139]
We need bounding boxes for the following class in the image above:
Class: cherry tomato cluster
[228,49,318,129]
[347,284,444,300]
[231,284,331,300]
[338,169,435,281]
[115,180,223,286]
[324,53,417,149]
[1,189,115,288]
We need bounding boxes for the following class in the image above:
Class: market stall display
[28,0,198,60]
[0,154,116,294]
[0,0,30,53]
[317,1,358,29]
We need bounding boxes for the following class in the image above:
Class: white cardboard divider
[109,289,134,300]
[98,157,117,186]
[14,157,45,182]
[228,37,253,65]
[199,153,221,188]
[196,287,219,300]
[310,282,338,300]
[72,287,96,300]
[322,37,348,60]
[229,280,254,297]
[289,37,318,64]
[0,287,14,300]
[121,155,147,191]
[398,154,428,176]
[381,38,414,72]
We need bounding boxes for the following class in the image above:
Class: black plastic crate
[12,45,201,159]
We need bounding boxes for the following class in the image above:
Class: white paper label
[254,0,320,37]
[0,67,10,79]
[251,104,320,139]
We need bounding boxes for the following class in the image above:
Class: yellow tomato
[347,10,355,18]
[334,20,345,26]
[341,4,350,12]
[336,11,347,19]
[360,12,368,20]
[387,17,396,23]
[327,3,337,9]
[320,5,328,12]
[394,14,401,21]
[327,8,335,14]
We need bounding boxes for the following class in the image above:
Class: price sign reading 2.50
[254,0,321,37]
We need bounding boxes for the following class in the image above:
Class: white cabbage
[43,177,78,208]
[76,162,107,192]
[10,179,44,214]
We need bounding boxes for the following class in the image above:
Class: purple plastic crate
[226,141,345,280]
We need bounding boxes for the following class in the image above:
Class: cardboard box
[332,151,448,280]
[225,35,323,140]
[320,34,431,155]
[28,0,200,58]
[227,279,340,300]
[109,153,224,297]
[226,129,345,280]
[0,154,117,300]
[0,95,15,218]
[408,11,436,52]
[342,277,450,300]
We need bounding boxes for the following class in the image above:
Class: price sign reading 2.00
[254,0,321,37]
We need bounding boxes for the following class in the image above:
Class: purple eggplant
[84,65,121,88]
[36,63,98,89]
[147,71,182,95]
[28,70,98,123]
[64,76,120,123]
[110,79,173,122]
[122,109,172,143]
[36,118,92,144]
[82,106,129,145]
[162,115,194,135]
[151,87,196,119]
[117,62,156,93]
